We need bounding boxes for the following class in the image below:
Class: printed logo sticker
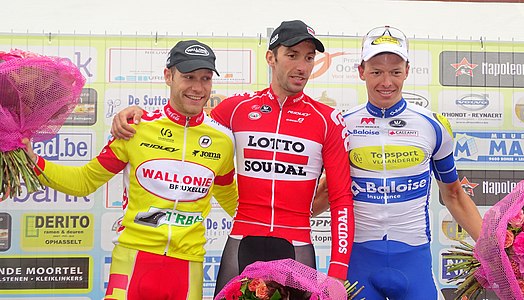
[199,136,212,148]
[248,112,261,120]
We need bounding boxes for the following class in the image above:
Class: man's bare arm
[438,180,482,241]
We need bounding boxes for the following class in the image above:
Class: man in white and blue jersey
[315,26,482,299]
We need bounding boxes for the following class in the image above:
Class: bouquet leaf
[344,280,365,300]
[0,149,47,201]
[443,241,484,300]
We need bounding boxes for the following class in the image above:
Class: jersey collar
[268,85,306,106]
[366,98,407,118]
[164,103,205,126]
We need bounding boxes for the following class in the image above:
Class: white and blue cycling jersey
[342,98,458,246]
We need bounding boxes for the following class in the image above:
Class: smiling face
[359,53,409,109]
[164,67,213,117]
[266,40,317,101]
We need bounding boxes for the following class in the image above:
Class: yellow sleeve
[213,178,238,217]
[36,155,120,197]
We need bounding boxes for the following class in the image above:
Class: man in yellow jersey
[23,40,238,300]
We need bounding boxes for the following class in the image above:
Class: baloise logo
[351,173,428,204]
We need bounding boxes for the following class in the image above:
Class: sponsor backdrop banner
[0,33,522,299]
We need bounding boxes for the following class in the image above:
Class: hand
[110,106,143,140]
[330,276,345,284]
[21,138,37,163]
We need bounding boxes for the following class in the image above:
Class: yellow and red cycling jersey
[35,103,238,262]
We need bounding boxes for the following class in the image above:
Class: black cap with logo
[268,20,325,53]
[166,40,219,75]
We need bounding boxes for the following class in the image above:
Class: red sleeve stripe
[34,156,45,176]
[96,145,127,174]
[214,168,235,186]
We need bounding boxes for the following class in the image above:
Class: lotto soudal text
[247,135,305,152]
[244,161,307,176]
[244,135,307,176]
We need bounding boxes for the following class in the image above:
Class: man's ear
[164,68,172,84]
[266,50,275,67]
[358,64,365,81]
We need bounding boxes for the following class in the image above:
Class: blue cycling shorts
[347,240,438,300]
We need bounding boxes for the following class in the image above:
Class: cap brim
[175,60,219,76]
[361,47,409,62]
[279,35,325,52]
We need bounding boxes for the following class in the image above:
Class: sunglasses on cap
[363,25,408,46]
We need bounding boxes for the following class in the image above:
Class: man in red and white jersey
[111,20,355,295]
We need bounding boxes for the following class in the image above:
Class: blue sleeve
[431,153,458,183]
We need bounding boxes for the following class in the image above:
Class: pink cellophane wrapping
[474,180,524,299]
[0,49,85,152]
[214,258,347,300]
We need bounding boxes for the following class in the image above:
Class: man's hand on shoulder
[110,106,144,140]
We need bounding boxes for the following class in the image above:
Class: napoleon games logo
[460,177,479,197]
[451,58,478,77]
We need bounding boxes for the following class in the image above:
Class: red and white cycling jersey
[211,86,354,278]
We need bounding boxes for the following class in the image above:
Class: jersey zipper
[269,98,286,232]
[380,108,389,241]
[163,116,190,255]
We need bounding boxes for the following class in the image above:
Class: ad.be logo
[32,133,93,161]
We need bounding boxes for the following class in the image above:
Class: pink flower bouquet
[445,180,524,299]
[0,49,85,200]
[215,258,363,300]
